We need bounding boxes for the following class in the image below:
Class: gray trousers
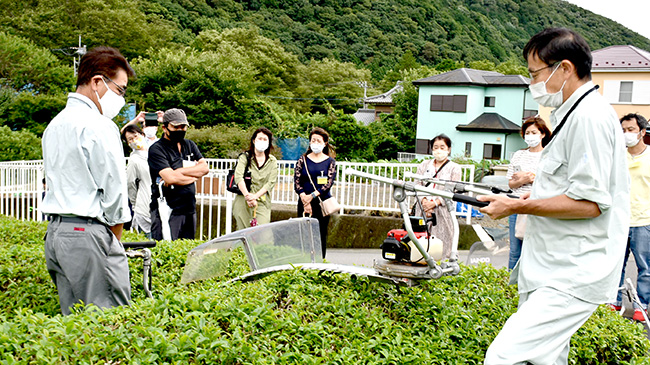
[45,216,131,315]
[484,286,597,365]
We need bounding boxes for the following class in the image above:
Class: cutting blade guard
[181,217,322,284]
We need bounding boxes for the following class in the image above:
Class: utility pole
[355,81,368,108]
[71,36,87,77]
[52,36,86,77]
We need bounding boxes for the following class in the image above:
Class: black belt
[50,215,103,225]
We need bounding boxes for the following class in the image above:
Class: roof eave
[412,81,529,87]
[592,68,650,72]
[455,126,520,133]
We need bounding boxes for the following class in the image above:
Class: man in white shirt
[42,47,135,315]
[480,28,629,364]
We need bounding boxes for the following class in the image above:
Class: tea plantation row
[0,215,648,364]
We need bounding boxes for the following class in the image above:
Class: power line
[256,95,361,102]
[51,36,86,76]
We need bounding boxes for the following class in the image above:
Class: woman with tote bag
[293,127,337,259]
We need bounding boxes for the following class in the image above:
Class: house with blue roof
[412,68,539,161]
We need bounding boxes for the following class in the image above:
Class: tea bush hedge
[0,215,649,364]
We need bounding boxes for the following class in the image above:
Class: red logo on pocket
[73,227,85,232]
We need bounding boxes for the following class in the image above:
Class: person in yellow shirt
[612,113,650,321]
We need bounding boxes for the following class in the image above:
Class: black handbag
[226,153,251,195]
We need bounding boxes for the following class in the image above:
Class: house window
[483,144,502,160]
[430,95,467,112]
[465,142,472,157]
[484,96,495,107]
[619,81,633,103]
[415,139,430,154]
[523,109,538,119]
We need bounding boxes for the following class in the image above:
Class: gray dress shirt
[515,82,630,304]
[42,93,131,226]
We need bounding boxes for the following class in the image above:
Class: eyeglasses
[528,62,559,79]
[102,75,127,97]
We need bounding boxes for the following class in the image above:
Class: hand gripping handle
[452,193,489,208]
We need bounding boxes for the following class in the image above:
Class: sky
[564,0,650,42]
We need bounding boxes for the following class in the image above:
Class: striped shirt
[506,149,543,194]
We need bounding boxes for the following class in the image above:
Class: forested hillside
[2,0,647,78]
[1,0,648,160]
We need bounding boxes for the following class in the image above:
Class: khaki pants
[45,216,131,315]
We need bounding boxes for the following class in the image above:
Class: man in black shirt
[148,108,209,240]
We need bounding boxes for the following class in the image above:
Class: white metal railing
[397,152,432,162]
[0,161,45,222]
[0,159,475,240]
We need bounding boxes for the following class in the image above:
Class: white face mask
[624,132,641,148]
[524,134,542,148]
[255,140,269,152]
[143,126,158,139]
[529,63,566,108]
[311,143,325,154]
[432,149,449,162]
[95,79,125,119]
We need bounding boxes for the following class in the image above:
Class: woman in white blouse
[415,134,462,259]
[506,116,552,269]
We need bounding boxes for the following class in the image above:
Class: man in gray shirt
[42,47,135,315]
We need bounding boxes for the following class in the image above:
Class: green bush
[186,125,284,160]
[2,92,67,137]
[0,126,42,161]
[0,215,648,363]
[185,125,252,159]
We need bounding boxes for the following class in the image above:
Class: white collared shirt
[42,93,131,226]
[516,81,630,304]
[127,149,152,218]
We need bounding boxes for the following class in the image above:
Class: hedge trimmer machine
[180,169,490,287]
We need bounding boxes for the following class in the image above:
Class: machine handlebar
[122,241,157,249]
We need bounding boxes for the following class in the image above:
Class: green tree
[299,58,372,114]
[2,93,67,136]
[185,125,251,159]
[381,50,422,90]
[496,58,528,76]
[468,60,497,71]
[192,27,304,99]
[0,32,74,94]
[0,125,42,161]
[371,67,439,159]
[324,105,374,161]
[0,87,16,121]
[435,59,466,72]
[129,47,276,129]
[0,0,176,60]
